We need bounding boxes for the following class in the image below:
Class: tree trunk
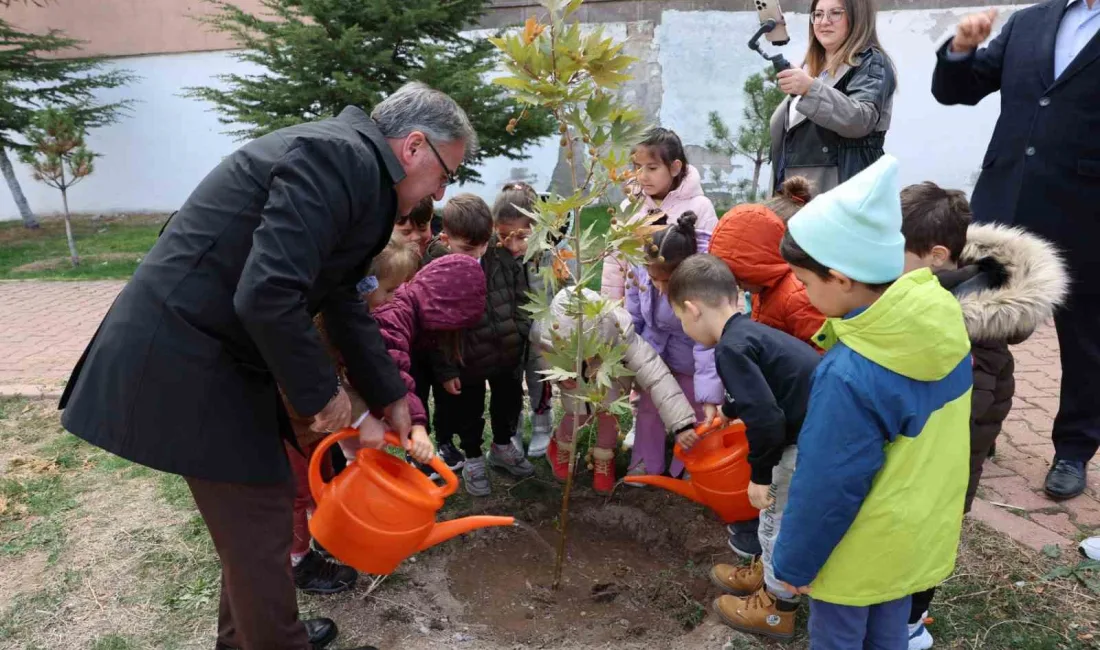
[0,146,39,229]
[61,186,78,267]
[751,153,764,202]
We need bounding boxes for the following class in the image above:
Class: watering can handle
[672,416,725,457]
[308,428,459,504]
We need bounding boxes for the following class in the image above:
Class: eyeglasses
[423,135,458,186]
[811,8,847,23]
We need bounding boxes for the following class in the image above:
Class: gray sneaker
[488,442,536,478]
[462,457,491,496]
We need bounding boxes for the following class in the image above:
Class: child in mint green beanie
[769,155,972,650]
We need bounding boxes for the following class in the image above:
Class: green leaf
[1042,544,1062,559]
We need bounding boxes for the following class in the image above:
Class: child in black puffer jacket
[427,194,535,496]
[900,182,1068,650]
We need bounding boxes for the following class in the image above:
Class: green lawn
[0,205,614,283]
[0,214,165,281]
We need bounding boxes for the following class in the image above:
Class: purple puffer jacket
[625,232,723,406]
[373,254,486,424]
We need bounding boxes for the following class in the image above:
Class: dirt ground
[2,398,1098,650]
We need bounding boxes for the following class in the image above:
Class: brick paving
[0,279,1097,549]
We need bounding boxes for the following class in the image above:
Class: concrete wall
[0,5,1013,220]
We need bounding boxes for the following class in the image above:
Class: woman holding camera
[769,0,896,193]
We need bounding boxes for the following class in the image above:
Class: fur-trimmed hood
[938,223,1068,344]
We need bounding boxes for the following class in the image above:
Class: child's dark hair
[900,182,972,263]
[633,127,689,191]
[397,196,434,228]
[779,231,893,291]
[668,254,739,308]
[442,193,493,245]
[647,212,698,275]
[492,181,538,225]
[765,177,814,221]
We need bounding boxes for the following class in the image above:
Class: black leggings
[434,371,524,459]
[909,587,935,624]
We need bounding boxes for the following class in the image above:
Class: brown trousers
[186,476,311,650]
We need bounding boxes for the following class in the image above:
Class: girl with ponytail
[625,211,723,478]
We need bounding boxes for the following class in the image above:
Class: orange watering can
[623,418,758,523]
[308,428,514,575]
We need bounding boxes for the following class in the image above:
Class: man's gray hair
[372,82,478,160]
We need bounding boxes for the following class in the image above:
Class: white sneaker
[907,620,933,650]
[1080,536,1100,560]
[622,426,636,450]
[624,461,647,488]
[528,412,552,458]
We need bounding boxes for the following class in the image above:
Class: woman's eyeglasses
[811,8,847,23]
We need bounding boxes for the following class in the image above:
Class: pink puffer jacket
[601,165,718,300]
[372,254,486,424]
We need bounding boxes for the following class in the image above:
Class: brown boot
[712,589,795,640]
[709,558,764,596]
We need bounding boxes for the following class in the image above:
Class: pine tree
[19,107,97,266]
[706,68,785,202]
[187,0,555,184]
[0,20,133,228]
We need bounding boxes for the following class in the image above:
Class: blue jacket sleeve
[772,366,886,588]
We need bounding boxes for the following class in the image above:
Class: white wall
[0,7,1013,220]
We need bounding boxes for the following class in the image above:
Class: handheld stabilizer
[749,19,792,73]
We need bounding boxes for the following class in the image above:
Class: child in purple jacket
[626,212,723,477]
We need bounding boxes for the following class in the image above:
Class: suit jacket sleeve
[772,370,886,588]
[234,140,364,417]
[931,13,1016,106]
[322,284,406,411]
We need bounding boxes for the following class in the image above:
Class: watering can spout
[418,515,515,552]
[622,475,702,504]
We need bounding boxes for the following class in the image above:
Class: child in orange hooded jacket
[707,178,825,560]
[709,178,825,347]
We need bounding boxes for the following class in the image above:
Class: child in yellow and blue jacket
[768,155,971,649]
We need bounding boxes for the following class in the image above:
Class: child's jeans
[631,372,706,476]
[760,446,798,600]
[808,596,911,650]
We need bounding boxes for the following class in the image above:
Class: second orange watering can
[623,418,758,523]
[308,428,514,575]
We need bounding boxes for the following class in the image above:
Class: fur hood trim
[956,223,1068,342]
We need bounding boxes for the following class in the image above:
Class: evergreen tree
[187,0,555,183]
[20,107,97,266]
[706,68,784,202]
[0,20,133,228]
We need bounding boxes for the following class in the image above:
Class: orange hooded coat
[709,205,825,347]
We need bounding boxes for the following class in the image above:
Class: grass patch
[90,634,139,650]
[0,214,165,280]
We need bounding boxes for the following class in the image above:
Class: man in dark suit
[59,83,476,650]
[932,1,1100,501]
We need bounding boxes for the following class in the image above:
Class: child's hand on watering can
[407,426,435,464]
[676,428,699,450]
[703,403,728,426]
[748,481,774,510]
